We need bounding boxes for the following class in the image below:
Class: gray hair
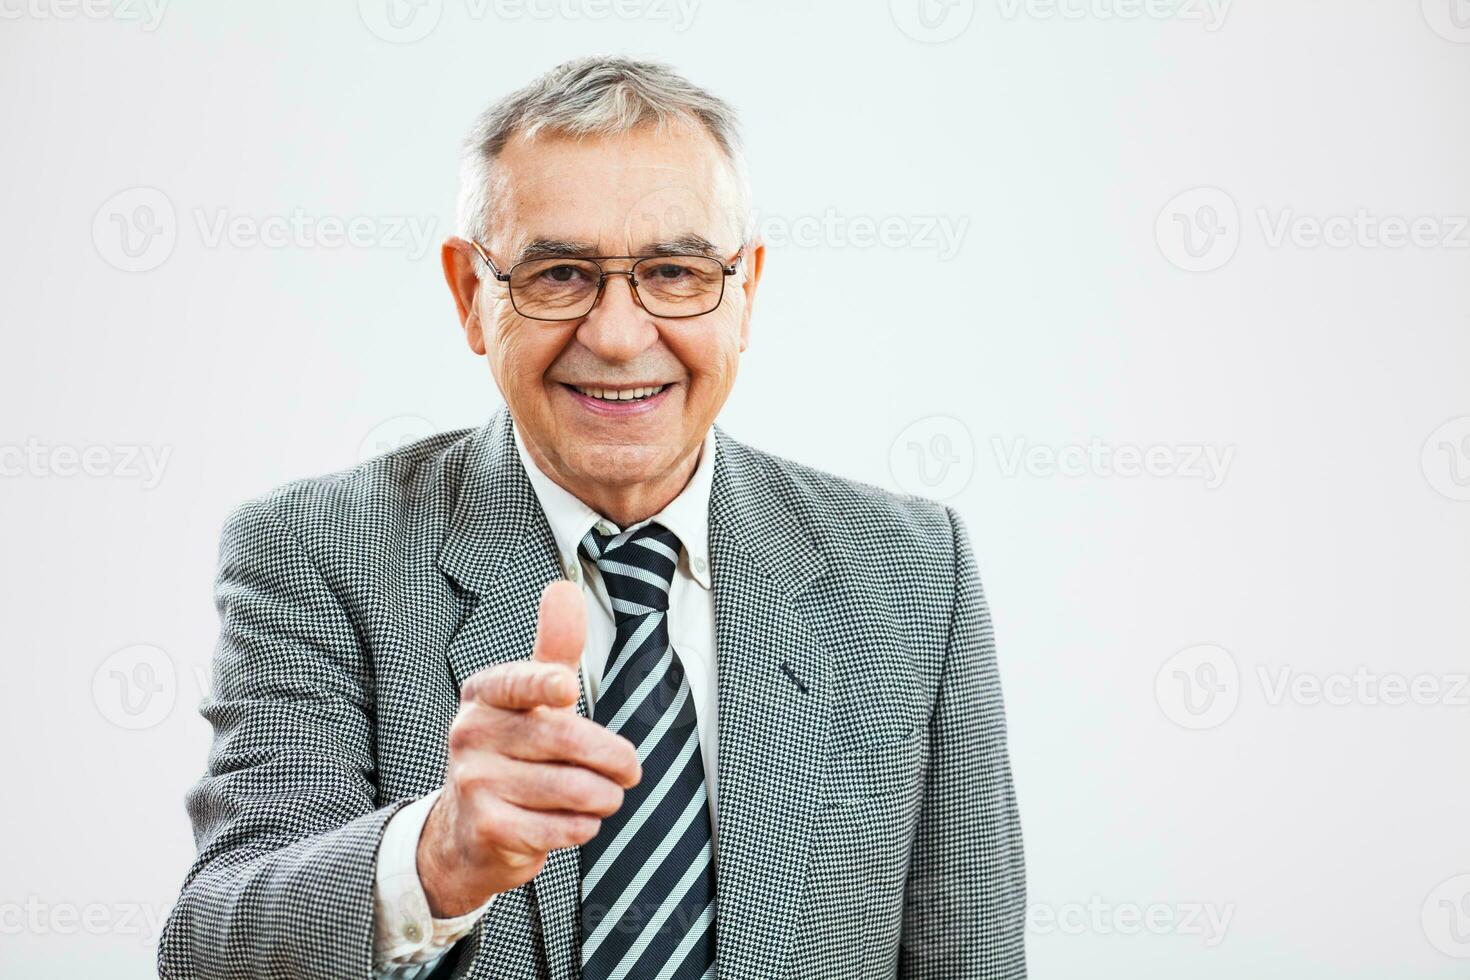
[456,56,753,257]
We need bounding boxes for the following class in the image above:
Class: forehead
[487,124,743,255]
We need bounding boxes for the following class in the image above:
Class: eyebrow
[644,234,722,259]
[513,239,599,263]
[513,234,725,264]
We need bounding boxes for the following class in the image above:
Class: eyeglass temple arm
[721,247,745,276]
[468,239,512,282]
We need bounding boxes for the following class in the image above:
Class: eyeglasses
[469,239,743,322]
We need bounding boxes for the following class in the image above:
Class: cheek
[670,306,744,380]
[485,307,555,390]
[693,318,744,389]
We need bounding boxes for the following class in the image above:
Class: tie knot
[577,522,681,617]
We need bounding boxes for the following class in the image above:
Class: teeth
[573,384,666,401]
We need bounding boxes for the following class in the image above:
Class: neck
[527,441,703,528]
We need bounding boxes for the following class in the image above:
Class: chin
[567,440,680,483]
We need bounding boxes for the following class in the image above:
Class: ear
[442,237,487,355]
[737,238,765,353]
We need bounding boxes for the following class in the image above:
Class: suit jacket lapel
[709,428,831,979]
[437,408,587,980]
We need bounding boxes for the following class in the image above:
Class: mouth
[557,381,677,416]
[564,383,672,402]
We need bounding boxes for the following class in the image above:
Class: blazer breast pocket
[819,725,926,809]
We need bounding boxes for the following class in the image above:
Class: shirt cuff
[373,788,496,969]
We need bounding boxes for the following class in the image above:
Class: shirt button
[404,922,423,943]
[565,561,580,582]
[596,520,617,535]
[692,556,707,574]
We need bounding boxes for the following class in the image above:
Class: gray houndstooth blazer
[158,407,1026,980]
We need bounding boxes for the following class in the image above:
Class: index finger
[463,661,579,711]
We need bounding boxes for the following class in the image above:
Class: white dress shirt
[372,422,720,976]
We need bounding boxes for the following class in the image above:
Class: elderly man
[159,57,1026,980]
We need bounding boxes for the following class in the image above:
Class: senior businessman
[158,56,1026,980]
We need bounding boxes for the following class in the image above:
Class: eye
[541,264,590,284]
[646,263,690,280]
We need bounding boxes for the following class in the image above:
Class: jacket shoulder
[222,427,477,543]
[722,434,960,566]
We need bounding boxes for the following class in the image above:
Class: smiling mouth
[562,382,673,403]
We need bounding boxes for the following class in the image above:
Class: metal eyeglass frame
[469,238,744,322]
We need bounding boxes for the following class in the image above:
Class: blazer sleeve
[898,506,1028,979]
[158,495,411,980]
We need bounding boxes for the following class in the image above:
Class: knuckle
[456,769,492,796]
[530,819,566,854]
[538,764,575,801]
[521,669,545,703]
[447,717,476,754]
[545,716,582,758]
[501,670,524,705]
[470,810,506,851]
[490,664,521,700]
[448,707,499,753]
[517,667,545,704]
[454,758,503,797]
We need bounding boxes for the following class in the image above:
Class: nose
[576,270,659,363]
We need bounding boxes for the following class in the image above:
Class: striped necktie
[576,521,716,980]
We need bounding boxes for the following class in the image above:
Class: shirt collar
[511,419,716,590]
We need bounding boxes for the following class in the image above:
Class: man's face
[444,124,763,507]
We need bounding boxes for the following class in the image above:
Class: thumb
[531,578,586,673]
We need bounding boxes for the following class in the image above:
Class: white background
[3,1,1469,977]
